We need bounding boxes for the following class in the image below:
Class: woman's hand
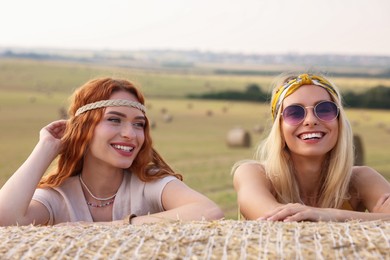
[372,193,390,213]
[258,203,338,222]
[39,120,67,153]
[40,119,67,140]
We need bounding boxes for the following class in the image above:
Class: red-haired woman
[0,78,223,226]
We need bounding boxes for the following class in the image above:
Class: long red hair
[39,78,182,188]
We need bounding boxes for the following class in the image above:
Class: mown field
[1,58,390,219]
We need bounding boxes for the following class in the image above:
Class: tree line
[188,84,390,109]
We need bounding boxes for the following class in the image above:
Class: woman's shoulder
[35,176,79,195]
[233,160,268,186]
[350,165,388,193]
[350,166,390,211]
[127,171,177,192]
[351,165,381,181]
[233,160,264,175]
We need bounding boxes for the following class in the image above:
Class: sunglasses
[281,101,339,125]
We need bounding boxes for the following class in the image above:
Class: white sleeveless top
[32,172,176,225]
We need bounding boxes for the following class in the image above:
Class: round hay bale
[351,120,360,127]
[226,127,251,148]
[160,107,167,114]
[353,134,364,166]
[58,107,68,119]
[206,110,213,117]
[187,103,193,109]
[253,124,264,134]
[377,122,386,128]
[2,220,389,258]
[163,113,173,123]
[363,114,371,121]
[149,120,156,129]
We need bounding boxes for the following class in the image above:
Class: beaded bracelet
[128,214,137,224]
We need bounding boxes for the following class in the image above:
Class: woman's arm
[352,166,390,213]
[112,197,389,226]
[128,180,224,224]
[233,162,282,220]
[260,166,390,222]
[0,120,67,226]
[258,203,390,222]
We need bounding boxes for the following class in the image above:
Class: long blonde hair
[235,73,354,208]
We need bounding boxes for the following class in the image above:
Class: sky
[1,0,390,56]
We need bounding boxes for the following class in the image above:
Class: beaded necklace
[86,199,115,208]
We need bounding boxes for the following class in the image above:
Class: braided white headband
[75,99,146,116]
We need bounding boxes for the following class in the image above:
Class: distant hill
[1,47,390,78]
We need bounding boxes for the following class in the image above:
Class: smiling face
[85,90,146,170]
[281,85,339,160]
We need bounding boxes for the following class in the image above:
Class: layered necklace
[79,175,117,208]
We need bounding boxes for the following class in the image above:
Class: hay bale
[253,124,264,134]
[363,114,372,121]
[0,220,389,259]
[58,107,67,119]
[162,113,173,123]
[206,110,213,117]
[226,127,251,148]
[377,122,386,129]
[351,120,360,127]
[149,120,156,129]
[353,134,364,166]
[160,107,167,114]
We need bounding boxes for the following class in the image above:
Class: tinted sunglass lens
[315,101,338,121]
[283,105,305,125]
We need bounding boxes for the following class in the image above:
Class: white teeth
[300,132,323,140]
[112,145,134,152]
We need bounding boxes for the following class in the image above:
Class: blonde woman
[233,73,390,221]
[0,78,223,226]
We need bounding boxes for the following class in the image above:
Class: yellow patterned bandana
[271,74,338,120]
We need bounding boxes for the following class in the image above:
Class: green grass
[1,59,390,219]
[2,58,390,98]
[0,58,271,98]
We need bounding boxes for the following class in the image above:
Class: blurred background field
[1,58,390,219]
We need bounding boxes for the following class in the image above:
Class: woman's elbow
[203,203,224,220]
[0,216,20,226]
